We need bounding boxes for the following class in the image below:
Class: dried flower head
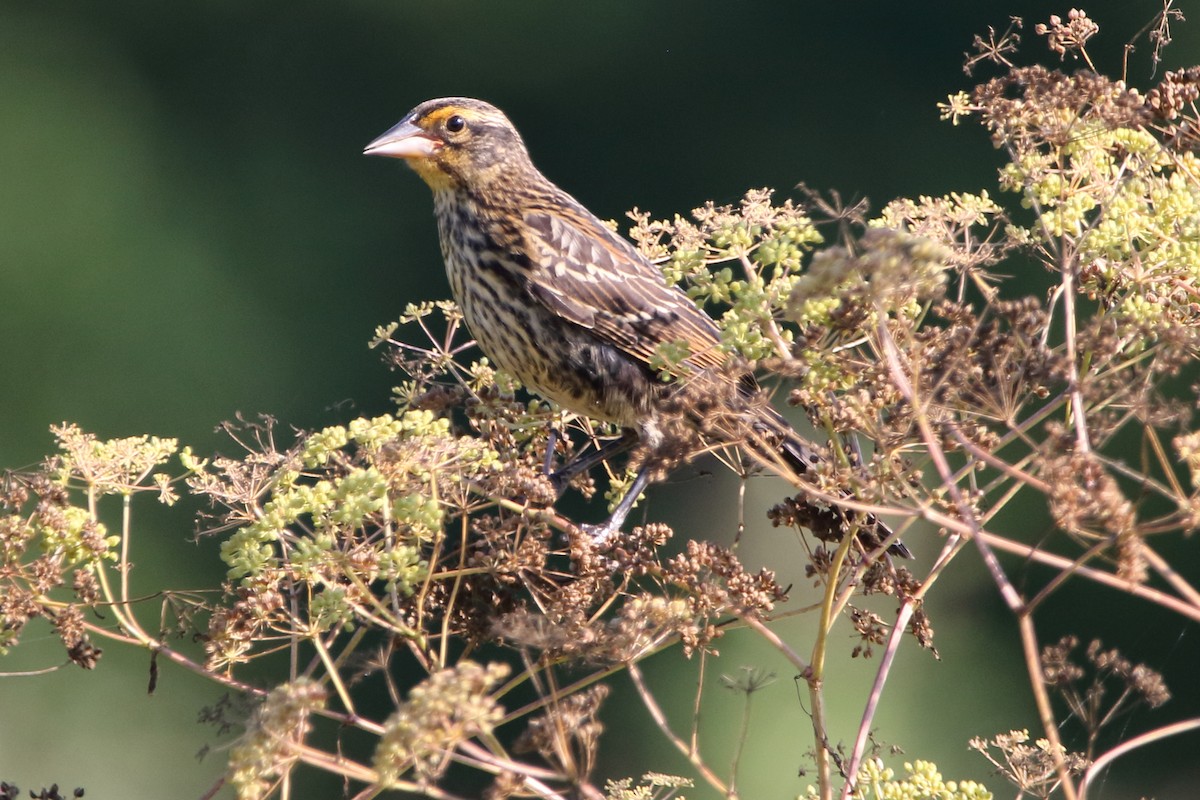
[374,661,510,784]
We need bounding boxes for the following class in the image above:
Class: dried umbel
[974,65,1150,152]
[1146,66,1200,121]
[1035,9,1099,60]
[228,680,328,800]
[374,662,510,783]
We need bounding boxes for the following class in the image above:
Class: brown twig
[627,661,734,798]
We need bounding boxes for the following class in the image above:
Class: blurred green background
[3,1,1199,797]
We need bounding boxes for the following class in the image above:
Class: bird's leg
[581,465,651,543]
[542,427,560,476]
[547,430,636,497]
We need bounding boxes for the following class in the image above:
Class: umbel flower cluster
[2,9,1199,800]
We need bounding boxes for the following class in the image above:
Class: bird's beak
[363,120,442,159]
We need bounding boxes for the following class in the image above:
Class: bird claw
[547,471,571,500]
[578,521,621,544]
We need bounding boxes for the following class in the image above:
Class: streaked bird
[365,97,908,557]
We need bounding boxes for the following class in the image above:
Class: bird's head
[364,98,532,192]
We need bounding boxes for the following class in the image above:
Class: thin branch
[978,533,1200,622]
[1140,541,1200,610]
[839,600,916,800]
[875,316,1079,800]
[1079,717,1200,798]
[627,662,734,798]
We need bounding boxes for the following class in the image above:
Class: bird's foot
[545,432,637,500]
[547,470,572,500]
[578,520,622,544]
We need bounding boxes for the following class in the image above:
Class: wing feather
[521,197,726,374]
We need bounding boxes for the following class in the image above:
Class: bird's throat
[409,159,458,192]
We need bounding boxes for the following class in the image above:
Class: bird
[364,97,909,557]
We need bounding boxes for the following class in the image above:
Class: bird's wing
[521,198,727,373]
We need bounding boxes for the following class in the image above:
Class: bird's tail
[747,406,912,559]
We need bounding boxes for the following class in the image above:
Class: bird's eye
[445,115,467,134]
